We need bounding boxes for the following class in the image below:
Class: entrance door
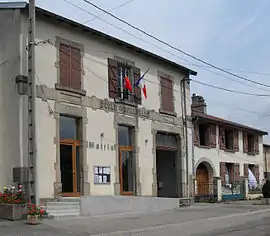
[60,140,80,197]
[196,163,209,195]
[119,147,133,195]
[156,150,177,198]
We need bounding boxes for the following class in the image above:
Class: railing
[195,182,217,202]
[221,181,245,196]
[248,180,264,194]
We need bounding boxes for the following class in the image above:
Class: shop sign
[88,141,117,151]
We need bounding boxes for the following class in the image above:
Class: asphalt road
[0,202,269,235]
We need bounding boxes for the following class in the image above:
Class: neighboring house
[191,94,268,201]
[0,2,197,203]
[263,144,270,179]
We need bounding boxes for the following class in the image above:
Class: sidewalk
[0,202,269,235]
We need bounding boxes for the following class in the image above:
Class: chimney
[191,93,207,113]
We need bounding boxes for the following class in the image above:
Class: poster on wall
[94,166,111,184]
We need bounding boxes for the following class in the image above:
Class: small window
[59,43,82,91]
[224,129,234,150]
[248,134,255,153]
[117,63,133,101]
[160,76,174,114]
[199,124,210,146]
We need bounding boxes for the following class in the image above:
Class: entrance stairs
[44,197,80,219]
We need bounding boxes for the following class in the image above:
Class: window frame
[198,123,210,147]
[158,71,176,116]
[55,37,86,96]
[224,128,234,151]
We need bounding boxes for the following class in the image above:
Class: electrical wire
[79,0,270,89]
[192,80,270,97]
[53,43,270,97]
[57,0,270,94]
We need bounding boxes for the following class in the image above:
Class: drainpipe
[181,77,189,198]
[192,116,198,197]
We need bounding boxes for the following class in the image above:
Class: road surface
[0,202,269,235]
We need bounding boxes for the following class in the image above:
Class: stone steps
[45,198,80,219]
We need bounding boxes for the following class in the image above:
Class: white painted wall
[194,124,265,181]
[0,9,23,190]
[20,13,192,198]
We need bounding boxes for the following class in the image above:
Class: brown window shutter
[59,43,71,87]
[243,132,248,153]
[220,162,226,185]
[108,58,118,98]
[133,67,141,104]
[244,164,249,178]
[160,77,174,113]
[193,123,199,146]
[70,47,82,90]
[233,163,240,182]
[255,135,259,155]
[210,124,216,148]
[219,127,225,150]
[254,165,260,181]
[234,131,239,152]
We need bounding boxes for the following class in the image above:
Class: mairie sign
[88,141,117,151]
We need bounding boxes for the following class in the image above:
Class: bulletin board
[93,166,111,184]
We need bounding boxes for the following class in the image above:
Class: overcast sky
[5,0,270,141]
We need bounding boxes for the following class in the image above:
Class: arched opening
[196,161,214,196]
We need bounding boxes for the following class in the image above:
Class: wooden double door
[60,140,81,197]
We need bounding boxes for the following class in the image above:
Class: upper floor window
[219,126,239,152]
[194,123,216,148]
[243,132,259,155]
[199,124,210,146]
[108,58,141,104]
[59,43,82,91]
[160,76,174,115]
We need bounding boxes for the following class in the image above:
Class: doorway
[60,115,81,197]
[156,150,177,198]
[196,163,209,195]
[118,125,135,195]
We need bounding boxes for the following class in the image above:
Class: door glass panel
[60,144,73,193]
[118,126,132,146]
[60,116,79,140]
[76,146,81,193]
[156,133,177,147]
[121,150,133,192]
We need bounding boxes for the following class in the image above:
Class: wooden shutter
[234,131,239,152]
[254,165,260,182]
[219,126,225,150]
[160,76,174,113]
[59,43,71,87]
[243,132,248,153]
[210,124,216,148]
[244,164,249,178]
[234,163,240,182]
[255,135,259,155]
[70,46,82,90]
[133,67,141,104]
[108,58,118,98]
[193,123,199,146]
[220,162,226,185]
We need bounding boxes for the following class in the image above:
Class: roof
[192,111,268,135]
[0,1,197,76]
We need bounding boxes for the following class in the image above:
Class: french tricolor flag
[135,68,149,99]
